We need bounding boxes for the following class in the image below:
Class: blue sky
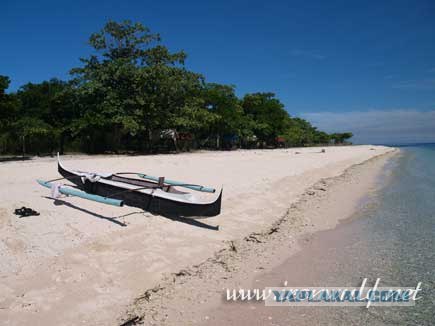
[2,0,435,143]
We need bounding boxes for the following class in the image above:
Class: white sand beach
[0,145,394,325]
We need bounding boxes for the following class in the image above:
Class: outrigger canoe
[37,154,222,219]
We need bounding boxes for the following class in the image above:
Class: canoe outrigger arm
[137,174,216,193]
[37,180,124,207]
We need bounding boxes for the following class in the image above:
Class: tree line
[0,20,353,156]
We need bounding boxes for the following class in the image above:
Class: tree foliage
[330,132,353,144]
[242,92,288,144]
[68,19,205,152]
[0,20,353,155]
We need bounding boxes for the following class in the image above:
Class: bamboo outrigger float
[37,179,124,207]
[36,154,222,219]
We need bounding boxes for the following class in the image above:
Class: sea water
[285,143,435,324]
[208,144,435,325]
[368,143,435,324]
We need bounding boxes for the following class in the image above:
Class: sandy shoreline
[0,145,395,325]
[122,148,399,325]
[201,150,399,326]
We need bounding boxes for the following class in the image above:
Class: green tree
[280,117,330,147]
[12,117,51,156]
[0,75,10,95]
[200,83,247,148]
[173,97,219,134]
[16,79,74,154]
[1,20,352,154]
[0,76,17,129]
[0,76,20,153]
[330,132,353,144]
[242,92,289,145]
[70,20,203,153]
[313,130,330,144]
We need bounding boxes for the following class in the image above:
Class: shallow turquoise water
[207,144,435,325]
[294,143,435,324]
[371,144,435,323]
[271,144,435,325]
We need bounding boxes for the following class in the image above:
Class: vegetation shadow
[0,156,32,163]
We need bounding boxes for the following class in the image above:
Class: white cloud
[301,110,435,144]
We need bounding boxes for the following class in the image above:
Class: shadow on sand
[0,156,32,163]
[165,215,219,231]
[43,196,219,230]
[45,196,131,227]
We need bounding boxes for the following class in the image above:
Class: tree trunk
[147,129,152,152]
[173,137,178,153]
[21,135,26,157]
[59,133,65,155]
[113,125,122,153]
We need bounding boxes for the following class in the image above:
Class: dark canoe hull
[58,161,222,218]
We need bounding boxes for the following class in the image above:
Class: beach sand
[0,145,395,325]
